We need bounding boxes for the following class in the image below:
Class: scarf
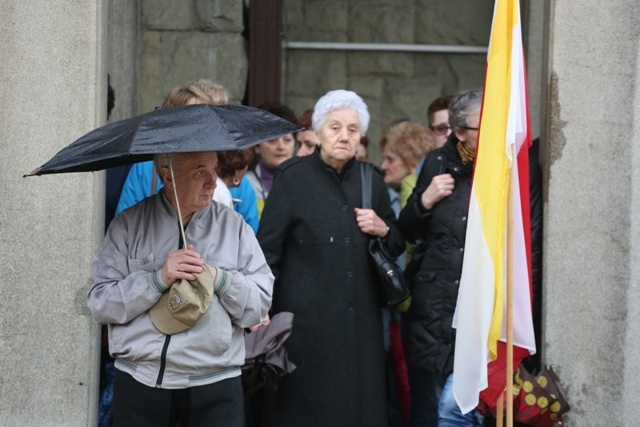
[259,160,278,194]
[456,140,476,165]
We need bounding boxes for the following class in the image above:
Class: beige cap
[150,263,214,335]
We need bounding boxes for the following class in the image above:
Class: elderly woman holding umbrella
[257,89,405,427]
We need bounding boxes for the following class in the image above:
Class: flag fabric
[451,0,537,415]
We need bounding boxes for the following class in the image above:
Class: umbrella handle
[169,160,188,247]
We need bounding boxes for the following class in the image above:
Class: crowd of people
[94,80,541,427]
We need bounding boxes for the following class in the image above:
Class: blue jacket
[115,161,259,233]
[230,177,260,233]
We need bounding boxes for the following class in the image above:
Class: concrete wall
[0,1,107,425]
[543,0,640,424]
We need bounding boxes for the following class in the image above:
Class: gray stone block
[284,50,348,99]
[140,31,248,112]
[348,77,384,102]
[381,78,441,126]
[285,96,318,120]
[283,0,303,40]
[284,0,348,42]
[139,30,165,113]
[414,53,485,97]
[195,0,243,32]
[108,0,140,121]
[142,0,193,31]
[347,78,384,163]
[348,51,415,78]
[445,54,486,91]
[415,0,493,45]
[348,2,415,44]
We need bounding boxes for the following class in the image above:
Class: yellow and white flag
[452,0,537,414]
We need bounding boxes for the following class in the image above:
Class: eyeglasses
[429,124,451,135]
[460,126,479,131]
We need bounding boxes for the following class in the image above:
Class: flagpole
[496,391,504,427]
[506,189,515,427]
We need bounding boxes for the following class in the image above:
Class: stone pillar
[0,1,107,425]
[523,0,546,141]
[544,0,640,424]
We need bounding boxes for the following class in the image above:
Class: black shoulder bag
[360,163,410,306]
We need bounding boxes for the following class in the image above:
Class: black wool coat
[257,151,405,427]
[397,136,473,376]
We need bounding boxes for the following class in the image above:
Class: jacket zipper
[155,334,172,388]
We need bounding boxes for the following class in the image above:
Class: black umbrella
[242,311,296,398]
[25,103,302,176]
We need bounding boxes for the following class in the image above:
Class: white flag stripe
[452,190,497,414]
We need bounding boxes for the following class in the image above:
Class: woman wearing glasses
[397,88,484,427]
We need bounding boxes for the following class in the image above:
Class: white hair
[312,90,370,135]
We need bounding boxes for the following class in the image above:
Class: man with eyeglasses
[406,95,454,191]
[427,95,454,148]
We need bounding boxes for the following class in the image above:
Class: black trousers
[113,369,244,427]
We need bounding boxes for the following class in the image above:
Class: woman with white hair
[257,90,405,426]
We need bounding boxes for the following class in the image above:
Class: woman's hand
[421,173,455,210]
[355,208,389,238]
[249,314,271,332]
[161,244,204,285]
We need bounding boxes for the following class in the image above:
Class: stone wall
[282,0,494,164]
[138,0,248,113]
[133,0,499,164]
[108,0,140,123]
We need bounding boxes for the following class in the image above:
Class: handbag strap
[360,163,373,209]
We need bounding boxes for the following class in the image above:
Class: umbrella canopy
[25,103,302,176]
[242,311,296,397]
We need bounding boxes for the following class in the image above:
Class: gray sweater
[88,190,273,389]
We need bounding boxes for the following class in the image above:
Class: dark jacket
[398,135,544,376]
[397,136,473,375]
[257,150,405,427]
[526,137,543,372]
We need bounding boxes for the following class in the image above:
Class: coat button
[462,216,467,221]
[342,205,348,211]
[459,247,464,252]
[347,271,353,277]
[344,237,350,244]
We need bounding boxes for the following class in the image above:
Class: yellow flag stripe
[476,0,519,359]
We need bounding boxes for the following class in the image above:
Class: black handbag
[360,163,410,306]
